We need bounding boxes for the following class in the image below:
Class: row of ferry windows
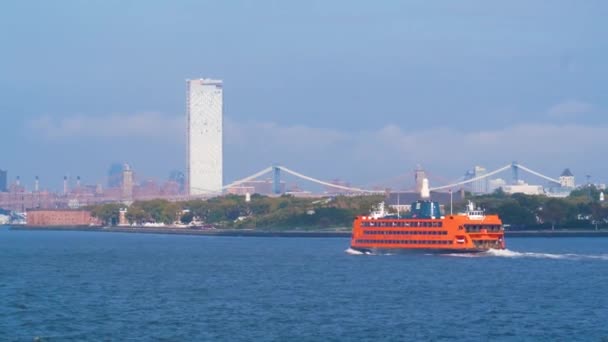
[364,230,448,236]
[465,225,502,232]
[355,239,454,245]
[360,221,443,228]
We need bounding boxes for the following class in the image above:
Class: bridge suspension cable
[429,164,512,191]
[222,167,274,190]
[513,164,560,184]
[277,166,383,194]
[202,162,561,196]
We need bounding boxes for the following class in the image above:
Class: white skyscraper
[471,166,488,194]
[187,78,223,195]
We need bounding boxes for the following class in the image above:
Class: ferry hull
[350,246,498,255]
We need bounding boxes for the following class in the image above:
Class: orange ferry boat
[350,200,505,254]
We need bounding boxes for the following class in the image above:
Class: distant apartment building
[414,167,426,193]
[134,179,160,198]
[10,176,25,193]
[226,185,256,195]
[169,170,186,193]
[161,180,181,196]
[559,168,575,188]
[546,168,576,198]
[324,179,352,195]
[187,78,223,195]
[63,176,69,195]
[226,179,286,195]
[502,181,544,196]
[122,164,134,199]
[0,169,7,192]
[465,166,488,194]
[488,178,506,193]
[107,163,124,188]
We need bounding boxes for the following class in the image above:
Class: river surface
[1,227,607,341]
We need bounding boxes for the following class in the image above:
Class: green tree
[569,185,602,201]
[496,200,537,226]
[90,203,123,226]
[538,198,571,230]
[589,202,607,230]
[125,206,149,224]
[131,199,179,224]
[180,211,194,224]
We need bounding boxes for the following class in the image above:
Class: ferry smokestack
[421,178,430,199]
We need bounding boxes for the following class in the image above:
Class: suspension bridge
[190,162,562,196]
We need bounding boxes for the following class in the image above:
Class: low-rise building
[488,178,507,194]
[502,181,544,196]
[26,209,100,226]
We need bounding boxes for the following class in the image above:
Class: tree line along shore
[87,186,608,231]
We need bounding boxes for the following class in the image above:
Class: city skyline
[0,160,594,194]
[1,1,607,186]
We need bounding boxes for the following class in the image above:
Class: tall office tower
[471,166,488,194]
[122,164,134,199]
[414,165,426,192]
[187,78,223,195]
[0,169,7,192]
[107,163,123,188]
[169,170,186,193]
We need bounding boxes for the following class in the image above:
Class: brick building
[26,209,100,226]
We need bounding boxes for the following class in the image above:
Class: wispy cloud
[224,120,608,184]
[547,100,593,119]
[27,112,183,140]
[25,112,608,184]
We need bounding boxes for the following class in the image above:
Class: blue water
[1,227,608,341]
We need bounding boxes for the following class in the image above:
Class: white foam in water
[344,248,379,256]
[344,248,365,255]
[481,249,608,261]
[441,253,480,258]
[347,247,608,260]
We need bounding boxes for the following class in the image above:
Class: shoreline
[6,225,608,238]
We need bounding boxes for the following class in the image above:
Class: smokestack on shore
[35,176,39,192]
[63,176,68,195]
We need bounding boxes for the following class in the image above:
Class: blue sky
[1,0,607,190]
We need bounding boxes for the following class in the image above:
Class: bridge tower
[511,161,519,184]
[272,165,281,194]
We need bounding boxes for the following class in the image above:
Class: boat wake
[344,248,386,256]
[344,247,366,255]
[445,249,608,261]
[346,248,608,260]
